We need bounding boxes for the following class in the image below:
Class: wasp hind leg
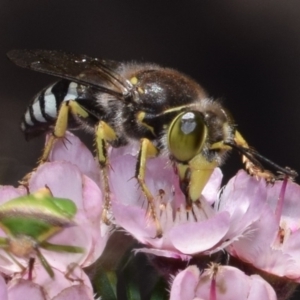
[135,138,162,238]
[21,100,89,185]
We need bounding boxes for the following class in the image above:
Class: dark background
[0,0,300,298]
[1,0,300,185]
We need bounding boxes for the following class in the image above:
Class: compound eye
[168,111,207,162]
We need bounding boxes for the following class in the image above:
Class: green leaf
[87,231,169,300]
[92,267,117,300]
[117,249,168,300]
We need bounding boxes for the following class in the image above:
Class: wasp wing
[7,49,131,98]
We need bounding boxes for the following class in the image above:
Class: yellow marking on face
[176,154,218,203]
[188,154,218,201]
[163,105,187,114]
[234,130,249,148]
[130,77,138,85]
[177,163,189,180]
[159,104,200,118]
[210,141,231,151]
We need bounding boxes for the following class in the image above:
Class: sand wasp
[7,49,297,237]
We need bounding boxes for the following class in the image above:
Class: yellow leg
[21,101,88,185]
[42,100,89,160]
[136,138,162,237]
[95,121,117,225]
[40,100,89,164]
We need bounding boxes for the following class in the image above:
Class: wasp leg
[95,121,117,225]
[21,101,89,185]
[234,130,275,182]
[135,138,162,238]
[39,100,89,164]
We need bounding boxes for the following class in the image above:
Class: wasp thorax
[168,111,208,162]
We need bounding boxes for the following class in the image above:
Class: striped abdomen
[21,80,87,140]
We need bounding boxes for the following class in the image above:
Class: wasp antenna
[224,141,264,170]
[244,147,298,178]
[224,141,298,179]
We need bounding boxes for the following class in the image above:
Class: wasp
[7,50,297,237]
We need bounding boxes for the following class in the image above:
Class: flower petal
[201,168,222,204]
[135,248,191,261]
[112,200,157,244]
[0,275,8,300]
[8,279,45,300]
[48,132,100,184]
[196,266,250,299]
[0,186,27,203]
[18,263,93,299]
[169,266,200,300]
[248,275,277,300]
[170,211,230,254]
[52,284,94,300]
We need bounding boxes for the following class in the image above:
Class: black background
[1,1,300,185]
[0,0,300,298]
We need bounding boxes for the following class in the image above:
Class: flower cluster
[107,136,300,298]
[0,133,111,299]
[1,132,300,299]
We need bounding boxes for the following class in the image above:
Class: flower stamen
[275,175,288,226]
[206,262,220,300]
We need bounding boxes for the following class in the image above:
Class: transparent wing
[7,49,132,98]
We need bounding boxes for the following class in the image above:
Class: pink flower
[0,274,8,300]
[169,265,276,300]
[0,132,112,300]
[222,170,300,281]
[0,271,95,300]
[108,144,263,260]
[0,165,108,277]
[42,132,112,268]
[28,160,109,270]
[47,132,101,185]
[109,143,228,260]
[7,264,94,300]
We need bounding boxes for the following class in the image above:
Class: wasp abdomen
[21,80,83,140]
